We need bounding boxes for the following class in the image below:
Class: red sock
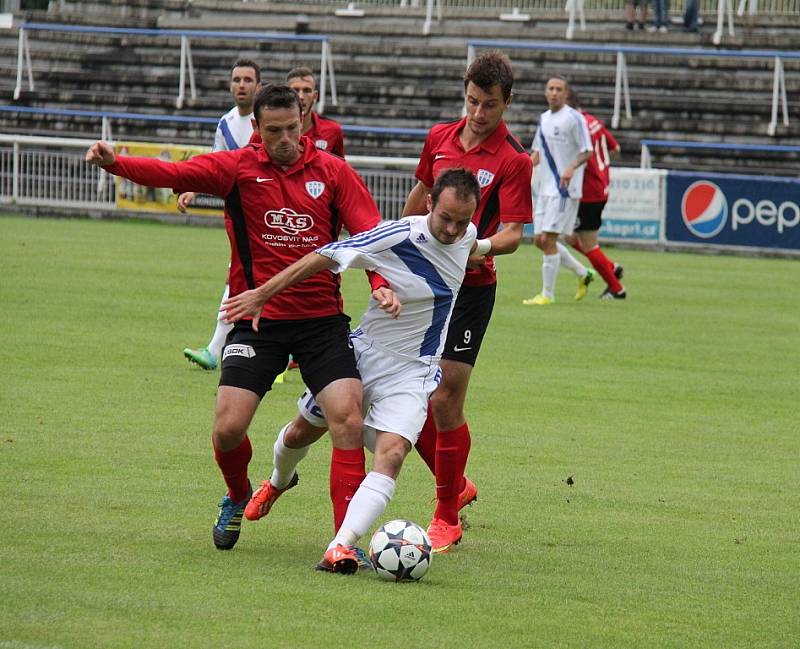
[433,422,471,526]
[213,436,252,503]
[585,246,623,293]
[414,408,438,476]
[330,446,366,532]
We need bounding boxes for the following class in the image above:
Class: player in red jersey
[565,90,626,299]
[401,50,533,552]
[85,84,389,551]
[248,67,345,159]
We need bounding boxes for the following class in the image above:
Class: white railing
[0,134,418,220]
[13,23,337,112]
[467,40,799,136]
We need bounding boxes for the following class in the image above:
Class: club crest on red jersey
[476,169,495,188]
[264,208,315,235]
[306,181,325,199]
[315,139,329,151]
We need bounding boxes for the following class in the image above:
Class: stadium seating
[0,0,798,174]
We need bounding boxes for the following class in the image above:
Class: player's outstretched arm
[85,141,116,167]
[222,251,337,330]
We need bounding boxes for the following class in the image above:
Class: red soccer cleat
[458,477,478,510]
[315,544,359,574]
[244,473,298,521]
[426,518,463,554]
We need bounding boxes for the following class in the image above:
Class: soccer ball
[368,519,432,582]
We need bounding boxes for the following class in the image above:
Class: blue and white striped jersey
[531,105,592,199]
[318,215,477,362]
[213,107,255,152]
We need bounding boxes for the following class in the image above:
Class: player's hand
[372,287,402,319]
[177,192,196,213]
[221,289,265,331]
[85,141,115,167]
[466,253,487,269]
[560,165,574,189]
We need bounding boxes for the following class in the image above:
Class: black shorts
[219,314,359,399]
[575,201,607,232]
[441,283,497,367]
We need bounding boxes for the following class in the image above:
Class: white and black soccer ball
[368,519,432,582]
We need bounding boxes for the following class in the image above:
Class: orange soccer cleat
[315,544,359,574]
[244,473,299,521]
[426,518,463,554]
[458,477,478,510]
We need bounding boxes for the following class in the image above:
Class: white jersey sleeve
[317,219,413,272]
[213,107,255,152]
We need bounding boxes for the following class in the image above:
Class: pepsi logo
[681,181,728,238]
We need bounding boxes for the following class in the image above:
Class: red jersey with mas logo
[414,117,532,286]
[106,136,379,320]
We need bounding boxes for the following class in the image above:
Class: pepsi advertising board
[666,171,800,251]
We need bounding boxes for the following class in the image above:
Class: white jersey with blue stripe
[531,105,592,199]
[213,106,254,152]
[318,215,477,362]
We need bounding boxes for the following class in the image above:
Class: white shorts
[297,337,442,452]
[534,194,580,236]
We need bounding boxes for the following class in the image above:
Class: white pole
[640,144,651,169]
[423,0,433,35]
[768,56,782,136]
[186,38,196,103]
[177,36,187,109]
[14,27,24,100]
[12,141,19,202]
[327,41,338,106]
[318,41,328,114]
[612,51,624,129]
[578,0,586,31]
[565,0,576,40]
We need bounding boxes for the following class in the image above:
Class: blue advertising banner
[666,171,800,251]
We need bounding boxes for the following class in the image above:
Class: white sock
[327,471,396,550]
[207,284,234,360]
[270,423,310,489]
[556,241,587,277]
[542,253,560,298]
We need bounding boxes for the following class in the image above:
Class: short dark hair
[431,168,481,209]
[464,50,513,102]
[566,86,581,109]
[286,66,316,85]
[232,58,261,84]
[253,84,303,123]
[547,74,571,91]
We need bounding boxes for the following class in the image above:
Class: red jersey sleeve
[413,133,436,188]
[106,151,238,197]
[333,164,382,234]
[498,153,534,223]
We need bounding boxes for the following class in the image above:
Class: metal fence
[0,134,418,220]
[252,0,800,12]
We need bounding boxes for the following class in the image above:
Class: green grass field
[1,215,798,649]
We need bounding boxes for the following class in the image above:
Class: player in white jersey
[221,168,481,574]
[180,59,261,370]
[525,75,594,306]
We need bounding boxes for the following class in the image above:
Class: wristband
[475,238,492,256]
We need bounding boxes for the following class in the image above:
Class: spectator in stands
[683,0,700,31]
[180,58,261,371]
[564,89,626,300]
[625,0,648,29]
[650,0,670,32]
